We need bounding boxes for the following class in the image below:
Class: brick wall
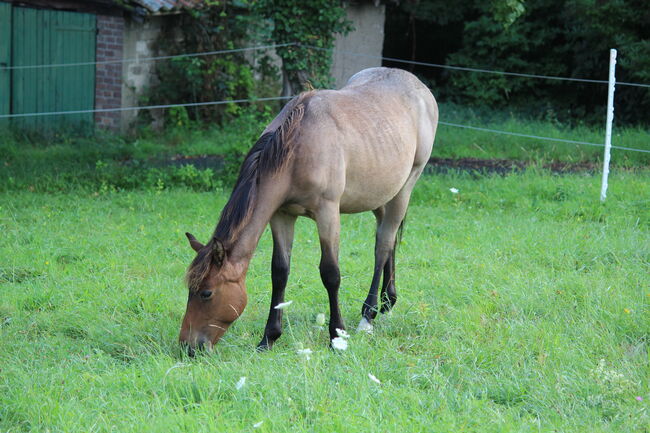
[95,14,124,130]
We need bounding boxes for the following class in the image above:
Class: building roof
[128,0,203,13]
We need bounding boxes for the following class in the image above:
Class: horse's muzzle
[180,334,211,357]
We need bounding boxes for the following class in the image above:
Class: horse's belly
[339,162,412,213]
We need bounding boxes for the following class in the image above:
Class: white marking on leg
[357,317,374,334]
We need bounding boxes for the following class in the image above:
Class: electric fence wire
[2,41,649,88]
[1,43,648,154]
[0,43,296,70]
[0,96,294,118]
[439,121,650,154]
[303,44,650,89]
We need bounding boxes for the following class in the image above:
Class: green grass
[1,171,648,432]
[437,103,650,165]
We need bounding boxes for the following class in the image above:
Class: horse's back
[341,67,438,168]
[283,68,438,214]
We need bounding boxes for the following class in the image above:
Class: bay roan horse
[179,67,438,354]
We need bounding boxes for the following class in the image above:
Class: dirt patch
[142,154,602,175]
[126,154,226,170]
[425,157,600,175]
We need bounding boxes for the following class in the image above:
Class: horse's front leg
[315,200,345,342]
[257,212,297,350]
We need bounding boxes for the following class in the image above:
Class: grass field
[1,170,648,432]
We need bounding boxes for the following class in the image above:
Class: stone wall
[120,16,168,131]
[95,14,124,130]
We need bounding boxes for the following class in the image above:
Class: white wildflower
[274,300,293,310]
[449,187,459,194]
[315,313,326,326]
[331,337,348,351]
[235,376,246,390]
[297,348,313,360]
[368,373,381,385]
[335,328,350,339]
[253,421,264,429]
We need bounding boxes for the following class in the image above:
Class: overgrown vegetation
[1,171,648,432]
[385,0,650,126]
[1,102,648,194]
[143,2,277,125]
[143,0,351,126]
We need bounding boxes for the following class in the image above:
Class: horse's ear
[212,239,226,267]
[185,232,204,252]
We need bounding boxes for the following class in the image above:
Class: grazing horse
[179,67,438,353]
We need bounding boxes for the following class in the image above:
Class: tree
[254,0,352,96]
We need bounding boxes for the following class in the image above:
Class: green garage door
[1,3,96,131]
[0,2,10,126]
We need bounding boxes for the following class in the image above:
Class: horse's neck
[226,178,285,266]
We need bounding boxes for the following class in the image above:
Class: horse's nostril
[180,340,195,357]
[196,334,212,352]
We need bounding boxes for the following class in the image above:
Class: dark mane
[185,94,310,289]
[215,97,307,244]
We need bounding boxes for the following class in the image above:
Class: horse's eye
[199,290,213,300]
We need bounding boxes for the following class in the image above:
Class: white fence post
[600,48,617,202]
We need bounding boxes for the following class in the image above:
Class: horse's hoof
[357,317,374,334]
[256,341,272,352]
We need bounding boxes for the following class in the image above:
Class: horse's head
[179,233,247,355]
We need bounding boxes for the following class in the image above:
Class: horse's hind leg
[380,245,397,313]
[315,199,346,342]
[258,212,297,350]
[360,166,424,332]
[370,208,397,315]
[360,208,401,331]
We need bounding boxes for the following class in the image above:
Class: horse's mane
[185,93,311,289]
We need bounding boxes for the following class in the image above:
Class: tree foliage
[385,0,650,125]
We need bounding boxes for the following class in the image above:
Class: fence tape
[2,97,647,154]
[1,44,649,155]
